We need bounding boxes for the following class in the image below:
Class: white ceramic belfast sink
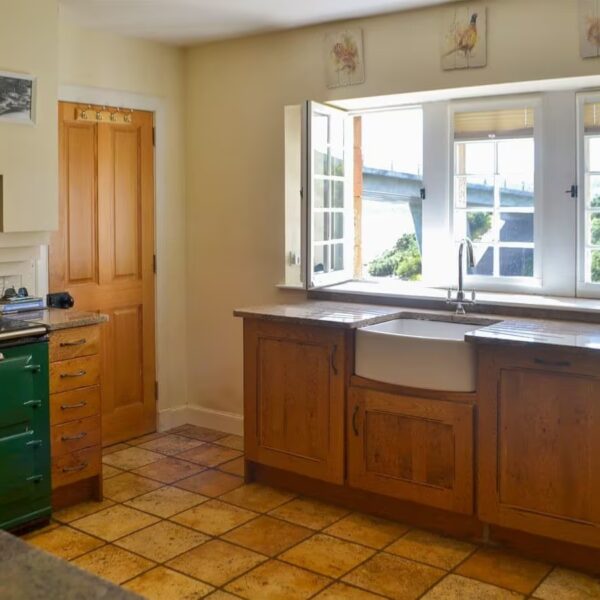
[355,318,483,392]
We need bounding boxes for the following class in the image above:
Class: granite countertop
[234,301,405,329]
[235,300,600,352]
[6,308,108,331]
[0,530,140,600]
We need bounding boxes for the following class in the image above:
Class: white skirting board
[158,405,243,436]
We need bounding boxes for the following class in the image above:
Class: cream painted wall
[0,0,58,233]
[185,0,600,420]
[58,19,189,415]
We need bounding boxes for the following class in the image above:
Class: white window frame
[448,96,544,294]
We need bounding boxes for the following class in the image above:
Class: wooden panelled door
[50,102,156,446]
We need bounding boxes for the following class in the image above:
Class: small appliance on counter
[0,287,45,314]
[0,317,51,531]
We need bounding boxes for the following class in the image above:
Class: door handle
[24,364,41,373]
[62,462,88,473]
[60,338,87,347]
[26,474,44,484]
[60,370,87,379]
[61,432,87,442]
[23,399,42,409]
[352,404,360,436]
[26,439,43,448]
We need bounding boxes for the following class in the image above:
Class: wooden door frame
[56,84,164,418]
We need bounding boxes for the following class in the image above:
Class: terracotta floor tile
[269,497,350,530]
[133,456,206,484]
[314,582,387,599]
[26,525,104,560]
[102,464,123,479]
[103,472,163,502]
[71,504,159,541]
[127,432,167,446]
[176,444,243,467]
[167,539,266,587]
[220,483,295,512]
[342,552,444,600]
[456,547,552,594]
[324,512,409,550]
[124,566,214,599]
[175,469,244,497]
[115,520,209,562]
[218,457,245,477]
[102,446,163,470]
[125,486,208,518]
[171,499,257,535]
[533,567,600,600]
[280,533,375,578]
[222,515,313,556]
[71,545,155,585]
[205,592,240,600]
[53,498,115,524]
[140,434,205,455]
[386,529,476,570]
[225,559,331,600]
[172,425,228,442]
[20,522,60,540]
[422,574,524,599]
[102,443,130,456]
[215,434,244,451]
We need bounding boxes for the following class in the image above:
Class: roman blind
[584,102,600,133]
[454,108,535,140]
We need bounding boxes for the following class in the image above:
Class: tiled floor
[24,425,600,599]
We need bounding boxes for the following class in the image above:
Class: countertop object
[5,308,108,331]
[234,301,405,329]
[0,530,141,600]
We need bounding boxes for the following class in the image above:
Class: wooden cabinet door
[347,387,474,514]
[478,346,600,548]
[50,102,156,445]
[244,320,347,484]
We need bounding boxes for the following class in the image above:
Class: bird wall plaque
[441,4,487,71]
[580,0,600,58]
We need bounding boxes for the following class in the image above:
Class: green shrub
[368,233,422,280]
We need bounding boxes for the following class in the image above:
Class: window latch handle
[565,185,578,199]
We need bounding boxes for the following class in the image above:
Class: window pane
[499,174,534,207]
[313,245,328,273]
[332,181,344,208]
[330,147,344,176]
[314,150,328,176]
[500,247,534,277]
[332,213,344,240]
[313,114,329,151]
[587,175,600,208]
[463,141,495,175]
[455,175,494,209]
[588,137,600,172]
[332,243,344,270]
[314,212,329,242]
[590,250,600,282]
[499,213,534,243]
[497,139,534,174]
[314,179,329,208]
[468,245,494,276]
[590,212,600,246]
[467,212,494,242]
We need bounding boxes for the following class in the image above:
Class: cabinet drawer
[51,416,101,458]
[50,326,100,363]
[50,355,100,394]
[52,446,101,489]
[50,386,100,425]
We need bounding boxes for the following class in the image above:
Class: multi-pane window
[453,108,536,279]
[582,102,600,284]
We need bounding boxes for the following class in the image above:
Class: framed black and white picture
[0,72,35,124]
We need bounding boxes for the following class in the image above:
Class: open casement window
[452,105,540,287]
[305,101,354,288]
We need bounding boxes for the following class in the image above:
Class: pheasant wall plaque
[580,0,600,58]
[441,4,487,71]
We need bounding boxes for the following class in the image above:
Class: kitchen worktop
[235,300,600,352]
[5,308,108,331]
[0,530,140,600]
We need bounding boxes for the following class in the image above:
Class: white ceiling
[59,0,458,46]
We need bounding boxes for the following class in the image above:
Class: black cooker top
[0,317,48,342]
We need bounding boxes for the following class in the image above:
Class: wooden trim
[353,116,363,279]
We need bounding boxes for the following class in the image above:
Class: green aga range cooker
[0,317,50,530]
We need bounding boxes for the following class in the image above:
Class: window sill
[310,280,600,316]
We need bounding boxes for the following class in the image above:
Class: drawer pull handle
[26,439,43,448]
[61,432,87,442]
[24,399,42,409]
[352,404,360,436]
[60,338,87,347]
[61,401,87,410]
[60,370,87,379]
[62,462,88,473]
[26,474,43,484]
[534,358,571,368]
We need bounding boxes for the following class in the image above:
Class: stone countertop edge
[6,308,109,331]
[0,530,141,600]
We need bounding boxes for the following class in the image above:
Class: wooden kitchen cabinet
[243,319,349,484]
[478,345,600,549]
[347,383,475,514]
